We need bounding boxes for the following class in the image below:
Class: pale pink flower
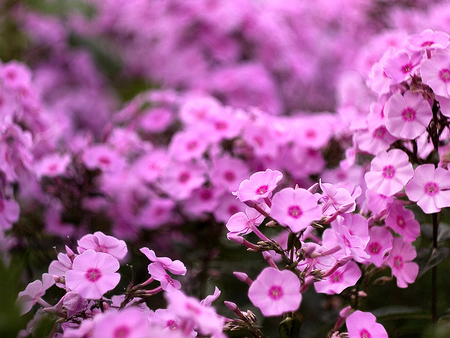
[210,155,249,192]
[346,310,388,338]
[65,250,120,299]
[168,130,210,162]
[364,226,393,267]
[386,237,419,288]
[405,29,450,52]
[270,187,322,233]
[77,231,128,260]
[34,153,71,178]
[234,169,283,202]
[91,307,151,338]
[364,149,414,196]
[405,164,450,214]
[140,247,187,275]
[226,206,265,236]
[82,145,124,173]
[314,261,361,295]
[384,91,432,139]
[248,267,302,317]
[421,49,450,98]
[354,125,397,156]
[159,161,206,200]
[17,273,55,314]
[382,50,422,83]
[148,262,181,293]
[0,198,20,230]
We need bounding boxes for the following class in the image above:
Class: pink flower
[364,226,393,267]
[168,130,210,162]
[384,91,432,139]
[421,50,450,98]
[385,200,420,242]
[405,29,450,52]
[0,198,20,230]
[234,169,283,202]
[210,155,249,192]
[34,153,71,178]
[270,187,322,233]
[314,261,361,295]
[140,247,187,275]
[364,149,414,196]
[386,238,419,288]
[91,307,151,338]
[226,206,265,236]
[17,273,55,315]
[82,145,124,173]
[248,267,302,317]
[346,310,388,338]
[65,250,121,299]
[77,231,128,260]
[148,262,181,293]
[405,164,450,214]
[382,50,422,83]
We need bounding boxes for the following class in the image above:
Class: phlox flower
[346,310,388,338]
[148,262,181,293]
[386,237,419,288]
[384,91,432,140]
[318,181,356,215]
[65,250,120,299]
[382,49,422,83]
[34,153,71,178]
[210,155,249,192]
[405,29,450,53]
[82,145,124,173]
[270,187,322,233]
[17,273,55,315]
[234,169,283,202]
[165,290,224,336]
[77,231,128,260]
[48,245,75,278]
[405,164,450,214]
[385,200,420,242]
[91,307,151,338]
[354,125,397,156]
[226,206,265,236]
[140,247,187,275]
[248,267,302,317]
[314,261,361,295]
[364,226,393,267]
[213,193,245,223]
[364,149,414,196]
[0,198,20,230]
[421,49,450,98]
[168,129,210,162]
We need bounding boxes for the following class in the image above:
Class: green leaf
[279,313,302,338]
[418,247,450,278]
[372,305,423,319]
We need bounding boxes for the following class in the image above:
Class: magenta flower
[0,198,20,230]
[421,50,450,98]
[346,310,388,338]
[364,149,414,196]
[382,50,422,83]
[248,267,302,317]
[386,237,419,288]
[234,169,283,202]
[270,187,322,233]
[405,164,450,214]
[91,307,151,338]
[77,231,128,260]
[385,200,420,242]
[364,226,393,267]
[314,261,361,295]
[65,250,120,299]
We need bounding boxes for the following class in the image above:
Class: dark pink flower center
[178,172,190,183]
[382,165,396,178]
[402,63,412,74]
[224,171,235,182]
[397,216,405,228]
[360,329,371,338]
[439,69,450,83]
[394,256,403,268]
[200,190,212,200]
[401,107,416,121]
[47,163,58,173]
[288,205,303,219]
[268,285,283,300]
[228,205,239,215]
[98,156,111,165]
[114,325,130,338]
[215,121,228,130]
[186,140,198,151]
[167,319,177,330]
[85,268,101,282]
[421,40,434,47]
[5,70,16,80]
[256,185,268,195]
[373,126,386,139]
[332,273,341,283]
[305,129,317,139]
[424,182,439,196]
[185,302,202,315]
[369,242,381,254]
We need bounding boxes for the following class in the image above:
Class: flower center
[186,140,198,151]
[394,256,403,268]
[256,185,268,195]
[224,171,235,182]
[397,216,405,228]
[360,329,371,338]
[200,190,212,201]
[98,156,111,165]
[373,126,386,139]
[85,268,101,282]
[382,165,396,178]
[288,205,303,219]
[401,107,416,121]
[439,69,450,83]
[113,326,130,338]
[421,40,434,47]
[178,172,190,183]
[215,121,228,130]
[305,129,317,139]
[332,273,341,283]
[167,320,177,330]
[424,182,439,196]
[369,242,381,254]
[402,63,412,74]
[268,285,283,300]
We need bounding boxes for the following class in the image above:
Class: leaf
[418,247,450,278]
[437,223,450,243]
[372,305,423,319]
[279,313,302,338]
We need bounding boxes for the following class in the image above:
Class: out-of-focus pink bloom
[133,150,169,183]
[65,250,120,299]
[138,198,175,230]
[364,149,414,196]
[91,307,151,338]
[248,267,302,316]
[314,261,361,295]
[213,193,245,223]
[140,247,187,275]
[168,129,210,162]
[82,145,124,173]
[139,107,174,133]
[405,164,450,214]
[364,226,393,267]
[0,198,20,230]
[405,29,450,52]
[210,155,250,192]
[346,310,388,338]
[0,61,32,89]
[77,231,128,260]
[182,185,221,217]
[384,91,432,140]
[34,153,71,178]
[364,190,394,216]
[234,169,283,202]
[270,187,322,233]
[385,200,420,242]
[17,273,55,314]
[386,238,419,288]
